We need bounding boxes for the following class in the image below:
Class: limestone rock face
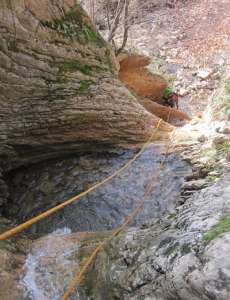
[13,169,230,300]
[0,0,170,170]
[0,167,8,206]
[86,169,230,300]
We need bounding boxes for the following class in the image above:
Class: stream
[3,143,192,299]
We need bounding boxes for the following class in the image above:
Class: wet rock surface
[1,1,230,299]
[17,162,230,300]
[3,144,191,236]
[13,120,229,300]
[0,218,30,300]
[89,168,230,300]
[0,167,8,206]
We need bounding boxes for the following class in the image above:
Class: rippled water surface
[5,144,191,236]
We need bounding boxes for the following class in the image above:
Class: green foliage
[40,5,84,39]
[83,25,104,45]
[216,140,230,156]
[40,4,104,46]
[163,86,174,98]
[203,217,230,243]
[58,61,92,75]
[207,175,219,182]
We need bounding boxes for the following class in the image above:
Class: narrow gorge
[0,1,230,300]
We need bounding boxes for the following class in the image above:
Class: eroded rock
[118,54,168,101]
[0,1,171,170]
[81,169,230,300]
[0,218,30,300]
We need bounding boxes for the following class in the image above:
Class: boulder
[139,98,191,121]
[0,0,171,170]
[118,55,168,101]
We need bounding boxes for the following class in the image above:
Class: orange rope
[60,115,173,300]
[0,119,163,241]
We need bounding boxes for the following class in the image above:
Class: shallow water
[22,227,78,300]
[9,143,192,299]
[5,144,191,236]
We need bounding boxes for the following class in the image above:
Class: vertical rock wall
[0,0,171,170]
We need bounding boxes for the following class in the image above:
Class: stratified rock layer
[0,0,171,170]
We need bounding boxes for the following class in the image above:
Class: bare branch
[116,0,130,55]
[89,0,95,24]
[108,0,125,42]
[106,0,112,30]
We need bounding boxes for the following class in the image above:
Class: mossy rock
[40,3,106,47]
[58,61,92,75]
[203,217,230,243]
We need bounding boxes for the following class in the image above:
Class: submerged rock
[4,144,190,235]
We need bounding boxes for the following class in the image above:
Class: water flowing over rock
[11,164,230,300]
[89,169,230,300]
[20,168,230,300]
[0,218,30,300]
[1,1,230,299]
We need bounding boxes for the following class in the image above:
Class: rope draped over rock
[0,119,164,241]
[61,114,174,300]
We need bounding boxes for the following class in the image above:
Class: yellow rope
[0,120,163,241]
[60,116,173,300]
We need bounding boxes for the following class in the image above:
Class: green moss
[40,4,84,37]
[83,25,105,46]
[207,175,220,182]
[203,217,230,243]
[168,213,177,220]
[41,19,81,38]
[79,80,95,93]
[58,61,92,75]
[40,4,105,46]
